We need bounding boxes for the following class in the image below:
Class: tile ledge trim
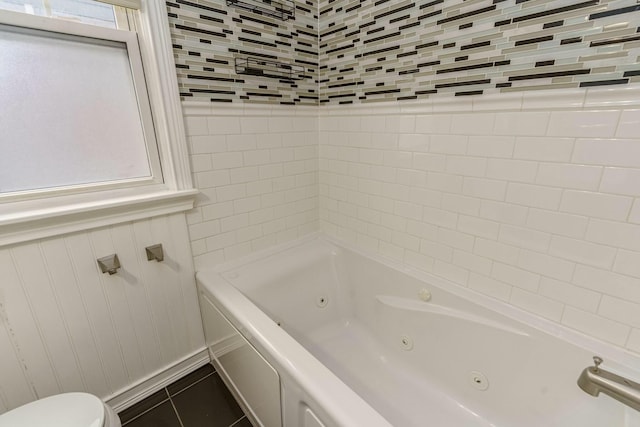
[183,84,640,116]
[319,84,640,115]
[182,101,318,117]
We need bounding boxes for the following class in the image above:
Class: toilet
[0,392,121,427]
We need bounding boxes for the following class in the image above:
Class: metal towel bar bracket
[97,254,121,275]
[145,244,164,262]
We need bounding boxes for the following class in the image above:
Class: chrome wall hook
[97,254,121,275]
[145,244,164,262]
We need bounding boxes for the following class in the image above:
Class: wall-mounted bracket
[97,254,121,275]
[235,56,305,81]
[226,0,294,21]
[145,244,164,262]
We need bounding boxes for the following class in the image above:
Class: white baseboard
[105,347,210,413]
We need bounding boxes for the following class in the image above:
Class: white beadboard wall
[182,103,319,270]
[0,212,205,413]
[319,86,640,356]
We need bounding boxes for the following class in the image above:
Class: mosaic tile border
[319,0,640,104]
[167,0,318,105]
[167,0,640,105]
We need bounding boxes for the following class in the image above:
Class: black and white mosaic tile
[167,0,319,105]
[319,0,640,104]
[168,0,640,105]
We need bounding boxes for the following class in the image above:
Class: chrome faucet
[577,356,640,412]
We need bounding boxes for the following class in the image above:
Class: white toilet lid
[0,392,104,427]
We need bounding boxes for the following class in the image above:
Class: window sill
[0,188,199,246]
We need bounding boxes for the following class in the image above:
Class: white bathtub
[196,235,640,427]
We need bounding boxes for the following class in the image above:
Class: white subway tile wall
[183,105,319,270]
[319,95,640,354]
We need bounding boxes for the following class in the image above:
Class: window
[0,1,162,195]
[0,0,120,28]
[0,1,195,244]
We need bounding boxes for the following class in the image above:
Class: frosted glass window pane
[0,26,151,194]
[0,0,117,29]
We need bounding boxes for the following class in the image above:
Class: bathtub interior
[222,241,348,339]
[220,237,640,427]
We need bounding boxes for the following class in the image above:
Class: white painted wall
[319,87,640,356]
[181,103,319,270]
[0,213,204,413]
[0,1,202,415]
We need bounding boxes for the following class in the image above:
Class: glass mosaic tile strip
[168,0,640,104]
[168,0,318,104]
[319,0,640,104]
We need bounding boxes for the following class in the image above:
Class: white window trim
[0,0,197,246]
[97,0,141,9]
[0,10,164,198]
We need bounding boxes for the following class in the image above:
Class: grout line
[168,394,186,427]
[121,396,170,426]
[122,366,242,427]
[229,415,248,427]
[121,367,216,424]
[168,371,216,398]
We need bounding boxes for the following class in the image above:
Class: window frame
[0,1,196,245]
[0,9,164,198]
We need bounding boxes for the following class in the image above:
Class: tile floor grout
[229,416,249,427]
[120,364,247,427]
[121,398,169,426]
[169,371,215,398]
[168,396,186,427]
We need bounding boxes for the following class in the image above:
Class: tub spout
[577,356,640,412]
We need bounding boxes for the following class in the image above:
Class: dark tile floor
[119,364,251,427]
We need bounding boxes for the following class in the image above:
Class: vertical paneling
[64,231,129,392]
[149,216,191,357]
[110,223,163,376]
[0,249,59,398]
[131,219,180,363]
[11,242,84,393]
[0,392,7,414]
[167,213,203,350]
[89,227,144,382]
[0,308,35,409]
[0,212,204,414]
[40,238,110,397]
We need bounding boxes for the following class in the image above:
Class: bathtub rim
[199,232,640,375]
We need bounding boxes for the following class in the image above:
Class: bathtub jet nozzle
[577,356,640,412]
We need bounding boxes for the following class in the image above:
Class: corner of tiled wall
[182,104,319,270]
[318,90,640,355]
